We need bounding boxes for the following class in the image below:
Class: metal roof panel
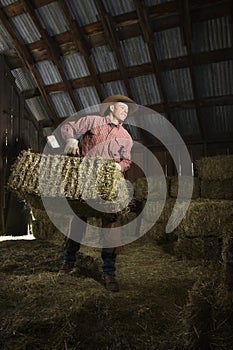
[66,0,99,26]
[26,96,50,121]
[192,16,231,53]
[9,13,41,44]
[129,74,161,104]
[50,92,76,117]
[120,36,151,67]
[11,67,37,91]
[91,45,118,73]
[35,2,69,36]
[153,27,187,60]
[35,60,62,85]
[62,53,90,79]
[162,68,194,101]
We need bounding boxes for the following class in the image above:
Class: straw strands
[8,150,131,214]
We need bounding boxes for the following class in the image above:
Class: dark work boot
[102,274,119,292]
[58,261,74,274]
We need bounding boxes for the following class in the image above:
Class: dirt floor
[0,237,203,350]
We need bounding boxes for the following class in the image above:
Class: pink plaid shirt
[61,115,133,172]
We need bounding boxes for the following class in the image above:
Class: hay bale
[172,199,233,238]
[139,218,176,244]
[31,208,66,245]
[142,199,175,224]
[196,155,233,181]
[180,267,233,350]
[221,224,233,264]
[133,176,170,201]
[170,176,200,199]
[201,179,233,199]
[8,150,131,216]
[174,236,222,260]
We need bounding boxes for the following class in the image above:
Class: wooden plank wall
[0,55,41,234]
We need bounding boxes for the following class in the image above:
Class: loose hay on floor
[0,239,202,350]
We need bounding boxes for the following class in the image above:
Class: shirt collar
[105,115,121,128]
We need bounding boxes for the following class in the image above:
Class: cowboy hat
[100,94,138,116]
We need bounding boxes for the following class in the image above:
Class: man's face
[111,102,129,123]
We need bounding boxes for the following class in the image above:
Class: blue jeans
[63,216,117,275]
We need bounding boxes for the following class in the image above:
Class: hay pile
[170,176,200,199]
[196,155,233,199]
[179,264,233,350]
[174,199,233,260]
[0,239,202,350]
[133,176,170,201]
[139,199,176,245]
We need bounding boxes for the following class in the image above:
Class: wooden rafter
[180,0,206,142]
[58,0,104,102]
[0,6,60,125]
[94,0,133,98]
[21,0,81,113]
[135,0,172,121]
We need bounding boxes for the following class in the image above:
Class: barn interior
[0,0,233,349]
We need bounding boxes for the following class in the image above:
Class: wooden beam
[179,0,206,142]
[135,0,172,122]
[0,6,60,125]
[94,0,133,98]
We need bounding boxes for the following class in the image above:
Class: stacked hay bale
[134,176,176,244]
[8,150,131,243]
[135,155,233,261]
[179,265,233,350]
[174,155,233,260]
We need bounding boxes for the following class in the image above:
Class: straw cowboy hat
[100,94,138,116]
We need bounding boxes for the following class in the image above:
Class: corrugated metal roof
[120,36,151,67]
[192,16,231,53]
[91,45,118,73]
[153,27,187,60]
[11,67,37,91]
[0,0,18,5]
[102,0,135,16]
[128,109,175,141]
[66,0,99,26]
[9,13,41,44]
[196,60,233,98]
[50,92,76,117]
[144,0,173,5]
[129,74,161,104]
[61,53,90,79]
[162,68,194,101]
[0,23,13,52]
[74,86,101,111]
[35,60,62,85]
[102,80,127,97]
[35,2,69,36]
[26,96,50,121]
[202,105,233,136]
[171,109,201,137]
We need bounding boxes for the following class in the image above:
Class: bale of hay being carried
[8,150,131,218]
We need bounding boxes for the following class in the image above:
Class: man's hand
[64,138,80,156]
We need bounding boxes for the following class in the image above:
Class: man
[59,94,137,292]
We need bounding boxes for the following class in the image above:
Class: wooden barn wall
[0,55,41,234]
